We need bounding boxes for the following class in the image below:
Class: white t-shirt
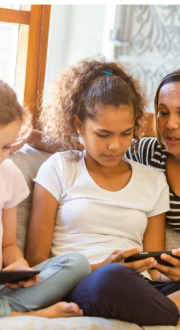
[34,150,169,279]
[0,159,30,269]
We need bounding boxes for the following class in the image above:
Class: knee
[92,264,140,298]
[65,252,91,279]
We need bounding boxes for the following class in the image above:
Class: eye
[97,133,109,138]
[158,110,168,116]
[3,146,11,149]
[123,133,131,136]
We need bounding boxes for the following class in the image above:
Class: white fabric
[2,315,177,330]
[34,150,169,278]
[0,159,29,269]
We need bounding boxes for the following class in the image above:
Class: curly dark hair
[39,56,147,159]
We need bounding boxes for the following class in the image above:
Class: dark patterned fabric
[125,137,180,233]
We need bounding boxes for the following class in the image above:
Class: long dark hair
[154,69,180,146]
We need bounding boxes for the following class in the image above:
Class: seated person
[126,69,180,234]
[25,57,180,326]
[0,81,90,319]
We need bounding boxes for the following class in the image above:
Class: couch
[0,143,179,329]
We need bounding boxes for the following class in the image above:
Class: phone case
[0,270,40,284]
[124,251,180,267]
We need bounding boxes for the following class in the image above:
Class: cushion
[8,144,51,254]
[1,315,180,330]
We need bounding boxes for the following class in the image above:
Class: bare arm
[25,183,59,266]
[10,129,63,154]
[2,206,28,267]
[2,206,39,289]
[143,212,166,281]
[28,130,63,153]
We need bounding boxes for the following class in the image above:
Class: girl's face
[75,103,134,169]
[0,119,21,164]
[157,82,180,157]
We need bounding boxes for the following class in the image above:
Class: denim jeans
[66,263,180,326]
[0,252,91,317]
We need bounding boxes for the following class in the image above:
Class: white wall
[44,4,116,99]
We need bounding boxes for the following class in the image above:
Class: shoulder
[41,150,84,169]
[127,158,166,181]
[0,159,22,177]
[126,137,158,162]
[0,158,15,169]
[138,137,159,150]
[0,159,29,209]
[36,150,84,185]
[127,159,169,212]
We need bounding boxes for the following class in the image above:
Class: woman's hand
[10,136,30,153]
[155,249,180,282]
[3,260,39,290]
[92,247,158,273]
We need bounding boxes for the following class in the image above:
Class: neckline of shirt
[82,151,134,195]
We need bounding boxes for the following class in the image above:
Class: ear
[74,115,83,135]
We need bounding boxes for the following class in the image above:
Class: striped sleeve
[125,138,158,166]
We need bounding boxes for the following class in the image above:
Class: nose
[108,137,121,150]
[165,114,180,130]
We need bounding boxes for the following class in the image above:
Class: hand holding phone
[0,270,40,285]
[124,251,180,267]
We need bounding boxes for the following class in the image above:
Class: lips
[165,136,180,145]
[104,155,120,159]
[166,136,180,141]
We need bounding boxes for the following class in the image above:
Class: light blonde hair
[0,80,32,144]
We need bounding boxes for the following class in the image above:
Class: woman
[25,58,180,326]
[126,70,180,233]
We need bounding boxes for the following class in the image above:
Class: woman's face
[75,103,134,169]
[157,82,180,157]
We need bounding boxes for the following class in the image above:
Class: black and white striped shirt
[125,137,180,233]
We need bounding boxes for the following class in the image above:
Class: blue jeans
[0,252,91,317]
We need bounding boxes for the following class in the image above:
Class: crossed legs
[0,252,91,318]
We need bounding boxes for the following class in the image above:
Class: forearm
[91,263,101,272]
[149,269,172,282]
[2,244,28,268]
[28,129,62,153]
[26,252,50,267]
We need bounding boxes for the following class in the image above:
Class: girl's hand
[94,247,158,273]
[3,262,39,290]
[155,249,180,282]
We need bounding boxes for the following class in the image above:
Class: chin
[164,143,180,155]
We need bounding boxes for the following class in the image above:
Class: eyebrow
[97,127,134,133]
[158,103,180,110]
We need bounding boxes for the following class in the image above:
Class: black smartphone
[0,270,40,284]
[124,251,180,267]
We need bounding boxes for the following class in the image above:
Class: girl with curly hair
[0,81,90,319]
[26,57,180,326]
